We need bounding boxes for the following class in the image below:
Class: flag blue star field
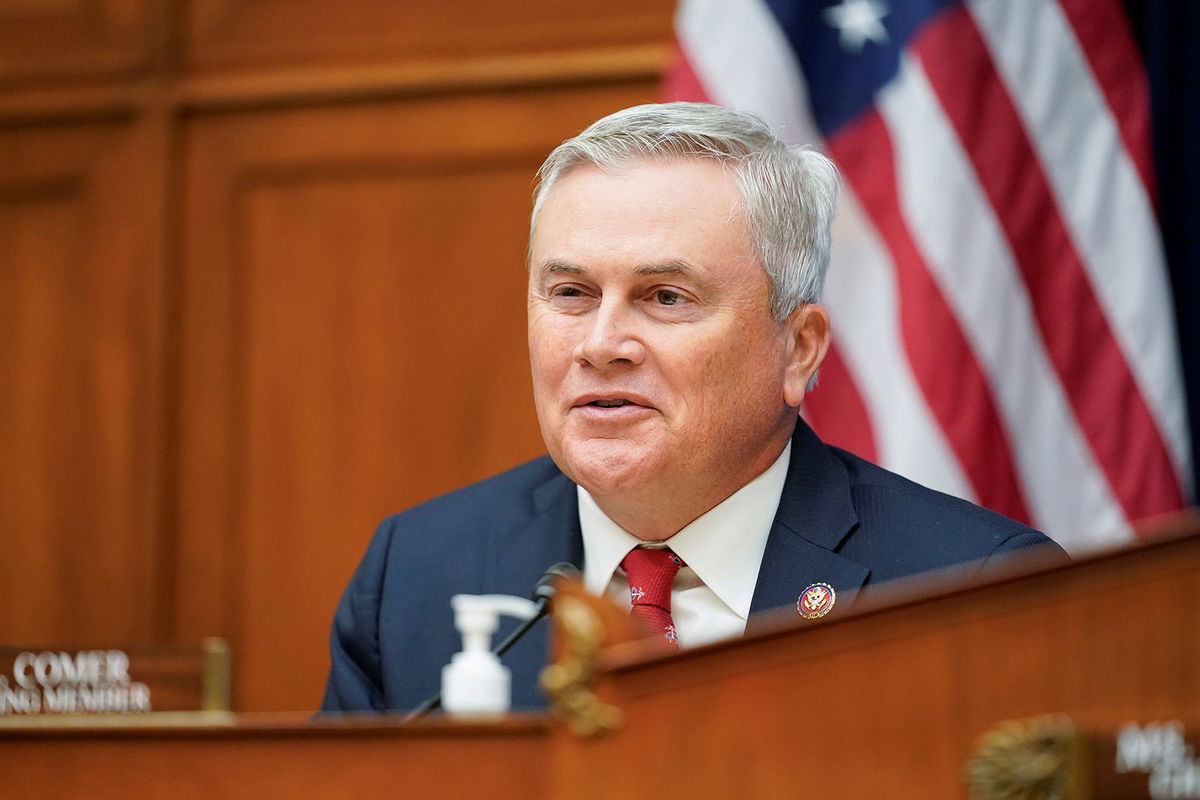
[667,0,1193,551]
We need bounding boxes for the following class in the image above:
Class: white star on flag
[823,0,890,53]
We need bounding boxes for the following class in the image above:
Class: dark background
[1127,0,1199,501]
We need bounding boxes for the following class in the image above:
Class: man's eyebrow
[634,260,698,276]
[536,259,583,275]
[534,259,700,276]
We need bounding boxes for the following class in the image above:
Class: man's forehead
[532,160,746,248]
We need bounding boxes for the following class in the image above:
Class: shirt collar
[578,441,792,619]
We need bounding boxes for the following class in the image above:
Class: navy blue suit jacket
[321,420,1062,712]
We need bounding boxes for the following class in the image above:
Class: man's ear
[783,303,831,408]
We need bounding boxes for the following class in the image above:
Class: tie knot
[620,547,685,611]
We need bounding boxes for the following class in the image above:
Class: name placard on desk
[0,639,229,717]
[0,649,148,714]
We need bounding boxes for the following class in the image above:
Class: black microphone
[496,561,578,655]
[403,562,579,722]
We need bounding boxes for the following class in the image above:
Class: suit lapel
[484,468,583,600]
[483,467,583,709]
[749,421,870,617]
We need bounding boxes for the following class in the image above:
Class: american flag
[666,0,1193,552]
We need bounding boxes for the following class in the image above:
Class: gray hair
[531,102,839,319]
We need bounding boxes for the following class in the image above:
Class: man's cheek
[688,347,738,389]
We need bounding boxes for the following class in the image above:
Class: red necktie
[620,547,685,648]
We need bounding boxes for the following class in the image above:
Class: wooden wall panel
[177,81,660,710]
[0,0,669,714]
[0,117,166,643]
[0,0,159,87]
[184,0,674,73]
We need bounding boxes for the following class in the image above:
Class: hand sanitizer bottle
[441,594,539,715]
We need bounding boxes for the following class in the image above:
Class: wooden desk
[555,523,1200,798]
[4,521,1197,799]
[0,713,549,799]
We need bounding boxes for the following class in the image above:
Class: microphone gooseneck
[494,562,578,657]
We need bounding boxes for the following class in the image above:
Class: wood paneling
[0,0,668,712]
[0,0,160,87]
[183,0,674,74]
[0,116,167,643]
[176,81,660,710]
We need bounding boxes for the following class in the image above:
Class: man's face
[527,158,812,522]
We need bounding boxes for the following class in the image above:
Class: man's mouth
[572,394,654,412]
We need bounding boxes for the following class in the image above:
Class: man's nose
[573,301,645,368]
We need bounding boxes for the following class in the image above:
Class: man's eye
[551,285,584,298]
[655,289,683,306]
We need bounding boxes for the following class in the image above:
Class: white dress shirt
[577,442,791,648]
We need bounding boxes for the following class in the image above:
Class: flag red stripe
[914,7,1183,520]
[663,39,710,103]
[829,110,1032,523]
[1054,0,1157,204]
[803,343,879,464]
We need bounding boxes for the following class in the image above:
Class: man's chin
[555,440,660,497]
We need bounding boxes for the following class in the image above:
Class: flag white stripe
[676,0,822,148]
[969,0,1192,489]
[878,56,1130,548]
[823,189,977,501]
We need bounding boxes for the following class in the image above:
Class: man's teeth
[592,399,629,408]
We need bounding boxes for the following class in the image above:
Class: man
[322,102,1063,712]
